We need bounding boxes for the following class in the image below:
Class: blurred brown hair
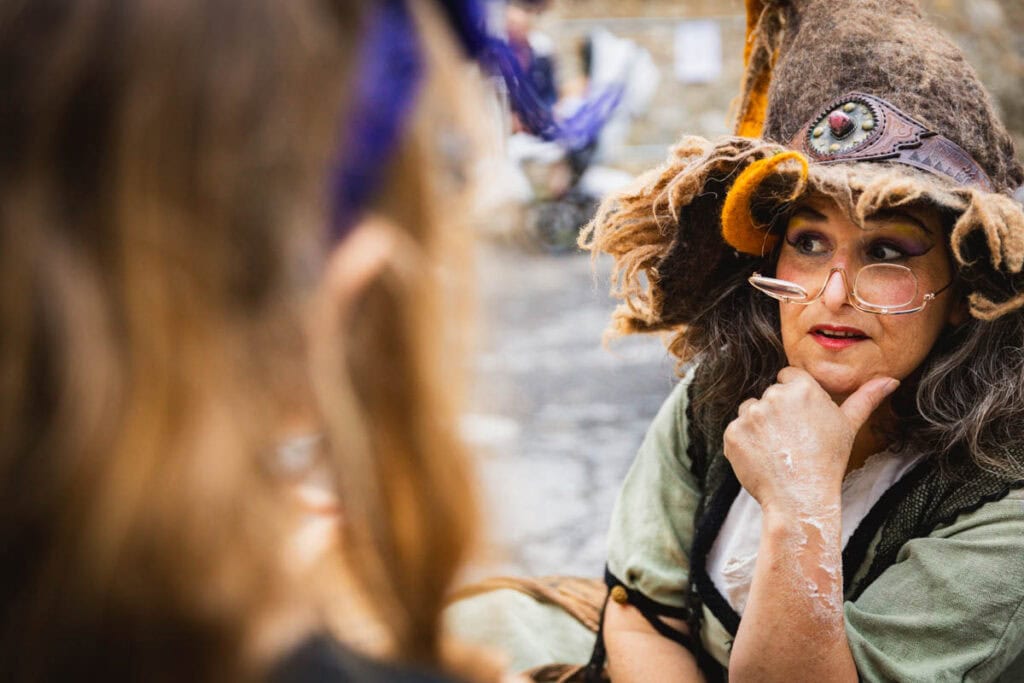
[0,0,481,679]
[314,0,485,666]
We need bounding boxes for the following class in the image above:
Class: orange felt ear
[735,0,776,137]
[721,151,808,255]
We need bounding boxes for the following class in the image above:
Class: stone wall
[534,0,1024,173]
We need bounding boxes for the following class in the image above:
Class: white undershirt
[706,449,925,615]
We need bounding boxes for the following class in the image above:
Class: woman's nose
[820,267,851,311]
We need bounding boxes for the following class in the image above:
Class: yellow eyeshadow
[786,214,812,230]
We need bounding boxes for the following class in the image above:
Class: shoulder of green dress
[667,361,699,427]
[927,484,1024,539]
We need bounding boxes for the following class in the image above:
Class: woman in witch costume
[448,0,1024,681]
[582,0,1024,680]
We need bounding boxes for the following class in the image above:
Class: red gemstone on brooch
[827,110,854,138]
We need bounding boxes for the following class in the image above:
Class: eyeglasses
[749,264,953,315]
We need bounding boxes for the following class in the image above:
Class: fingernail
[885,378,900,392]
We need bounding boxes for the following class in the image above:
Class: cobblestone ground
[462,243,677,580]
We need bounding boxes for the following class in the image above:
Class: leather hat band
[789,92,994,192]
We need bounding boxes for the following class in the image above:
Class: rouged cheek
[775,256,819,284]
[914,263,955,293]
[775,259,797,280]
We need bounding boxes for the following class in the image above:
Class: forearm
[728,502,857,683]
[604,601,705,683]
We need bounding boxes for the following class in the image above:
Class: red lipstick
[809,324,869,350]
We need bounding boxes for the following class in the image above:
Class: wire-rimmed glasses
[749,264,953,315]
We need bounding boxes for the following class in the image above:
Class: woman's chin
[801,364,865,402]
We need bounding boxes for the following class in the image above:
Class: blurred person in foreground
[0,0,513,680]
[449,0,1024,681]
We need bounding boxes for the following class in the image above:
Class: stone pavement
[462,244,677,580]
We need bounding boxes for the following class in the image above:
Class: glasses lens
[749,274,810,301]
[854,264,917,308]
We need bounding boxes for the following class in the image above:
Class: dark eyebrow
[867,209,933,235]
[791,206,827,221]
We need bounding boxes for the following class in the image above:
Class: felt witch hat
[582,0,1024,329]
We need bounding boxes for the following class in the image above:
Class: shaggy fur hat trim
[581,136,1024,330]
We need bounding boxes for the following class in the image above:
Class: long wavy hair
[0,0,481,679]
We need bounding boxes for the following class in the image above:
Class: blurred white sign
[674,20,722,83]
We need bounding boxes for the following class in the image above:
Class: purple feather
[331,0,626,238]
[481,37,623,150]
[330,0,422,239]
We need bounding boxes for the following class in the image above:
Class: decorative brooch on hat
[791,92,994,192]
